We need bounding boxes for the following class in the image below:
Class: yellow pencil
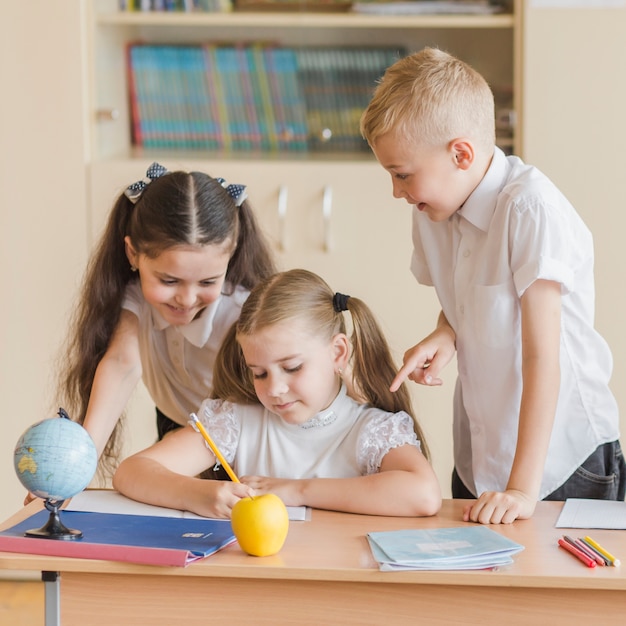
[188,412,240,483]
[583,536,620,567]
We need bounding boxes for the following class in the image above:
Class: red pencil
[562,535,605,566]
[558,538,597,568]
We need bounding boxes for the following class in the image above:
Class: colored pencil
[558,538,597,568]
[583,536,620,567]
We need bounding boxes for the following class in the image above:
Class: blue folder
[0,509,236,567]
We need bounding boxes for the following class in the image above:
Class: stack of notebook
[367,526,524,571]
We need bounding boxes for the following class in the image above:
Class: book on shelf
[295,47,402,153]
[128,43,308,152]
[367,526,524,571]
[351,1,505,15]
[126,42,403,154]
[264,47,309,151]
[120,0,233,11]
[234,0,352,12]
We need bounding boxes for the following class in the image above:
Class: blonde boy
[361,47,624,524]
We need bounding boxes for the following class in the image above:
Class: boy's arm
[240,445,442,517]
[464,279,561,524]
[113,425,253,518]
[390,310,456,391]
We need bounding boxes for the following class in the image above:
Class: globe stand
[25,498,82,540]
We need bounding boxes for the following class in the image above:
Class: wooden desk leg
[42,571,60,626]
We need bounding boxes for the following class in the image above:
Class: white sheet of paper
[555,498,626,529]
[68,489,310,522]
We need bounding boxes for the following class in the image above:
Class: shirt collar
[457,147,507,232]
[298,384,350,430]
[151,296,222,348]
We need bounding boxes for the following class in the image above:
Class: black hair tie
[333,292,350,313]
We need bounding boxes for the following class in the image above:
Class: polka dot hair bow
[216,177,248,207]
[124,162,168,204]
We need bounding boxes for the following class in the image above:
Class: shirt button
[459,305,465,314]
[463,249,471,258]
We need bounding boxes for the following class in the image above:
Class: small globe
[14,409,97,502]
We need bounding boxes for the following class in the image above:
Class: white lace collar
[298,384,348,430]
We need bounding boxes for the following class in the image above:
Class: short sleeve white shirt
[123,281,249,425]
[410,147,620,498]
[197,385,421,478]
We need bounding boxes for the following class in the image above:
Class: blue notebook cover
[367,526,524,571]
[0,510,236,567]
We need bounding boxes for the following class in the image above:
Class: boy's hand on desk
[462,489,536,524]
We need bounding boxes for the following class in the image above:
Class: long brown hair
[58,168,277,473]
[212,269,430,460]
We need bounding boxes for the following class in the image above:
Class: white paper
[68,489,310,522]
[555,498,626,529]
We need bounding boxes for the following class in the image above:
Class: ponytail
[224,199,276,291]
[346,298,430,461]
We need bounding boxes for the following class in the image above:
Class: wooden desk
[1,500,625,625]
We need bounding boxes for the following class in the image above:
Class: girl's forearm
[298,472,441,517]
[83,357,142,457]
[113,456,202,512]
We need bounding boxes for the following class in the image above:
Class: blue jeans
[452,440,626,501]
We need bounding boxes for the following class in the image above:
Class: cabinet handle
[322,185,332,252]
[277,185,288,252]
[95,108,120,122]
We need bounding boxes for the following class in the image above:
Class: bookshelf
[86,0,521,493]
[88,0,520,160]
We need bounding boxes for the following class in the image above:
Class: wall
[0,3,87,525]
[522,3,626,447]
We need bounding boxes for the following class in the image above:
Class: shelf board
[96,11,514,30]
[100,147,379,163]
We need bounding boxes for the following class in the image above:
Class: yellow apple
[231,493,290,557]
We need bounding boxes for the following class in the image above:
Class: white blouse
[122,281,249,425]
[197,385,421,478]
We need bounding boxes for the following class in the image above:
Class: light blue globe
[14,409,97,502]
